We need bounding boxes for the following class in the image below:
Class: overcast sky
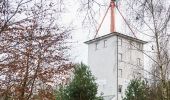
[62,0,170,67]
[62,0,130,64]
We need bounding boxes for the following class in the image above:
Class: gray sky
[62,0,131,64]
[62,0,170,69]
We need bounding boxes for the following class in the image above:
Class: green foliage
[56,63,103,100]
[56,85,69,100]
[123,79,147,100]
[123,79,170,100]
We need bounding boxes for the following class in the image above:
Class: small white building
[85,32,147,100]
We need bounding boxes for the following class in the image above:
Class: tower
[85,32,147,100]
[85,0,147,99]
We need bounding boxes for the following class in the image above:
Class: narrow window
[136,43,142,50]
[118,38,122,46]
[104,40,107,48]
[137,72,142,77]
[95,43,98,50]
[118,53,122,62]
[118,69,122,78]
[129,41,132,49]
[118,85,122,93]
[140,44,143,50]
[137,58,141,65]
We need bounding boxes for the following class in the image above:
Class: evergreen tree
[56,63,103,100]
[123,79,147,100]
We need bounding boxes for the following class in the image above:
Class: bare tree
[124,0,170,99]
[0,0,73,99]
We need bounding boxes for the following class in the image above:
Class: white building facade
[85,32,147,100]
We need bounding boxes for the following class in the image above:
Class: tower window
[118,69,122,78]
[137,72,142,77]
[95,42,98,50]
[137,58,141,65]
[118,53,122,62]
[129,41,132,49]
[136,43,142,50]
[118,85,122,93]
[104,40,107,48]
[118,38,122,46]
